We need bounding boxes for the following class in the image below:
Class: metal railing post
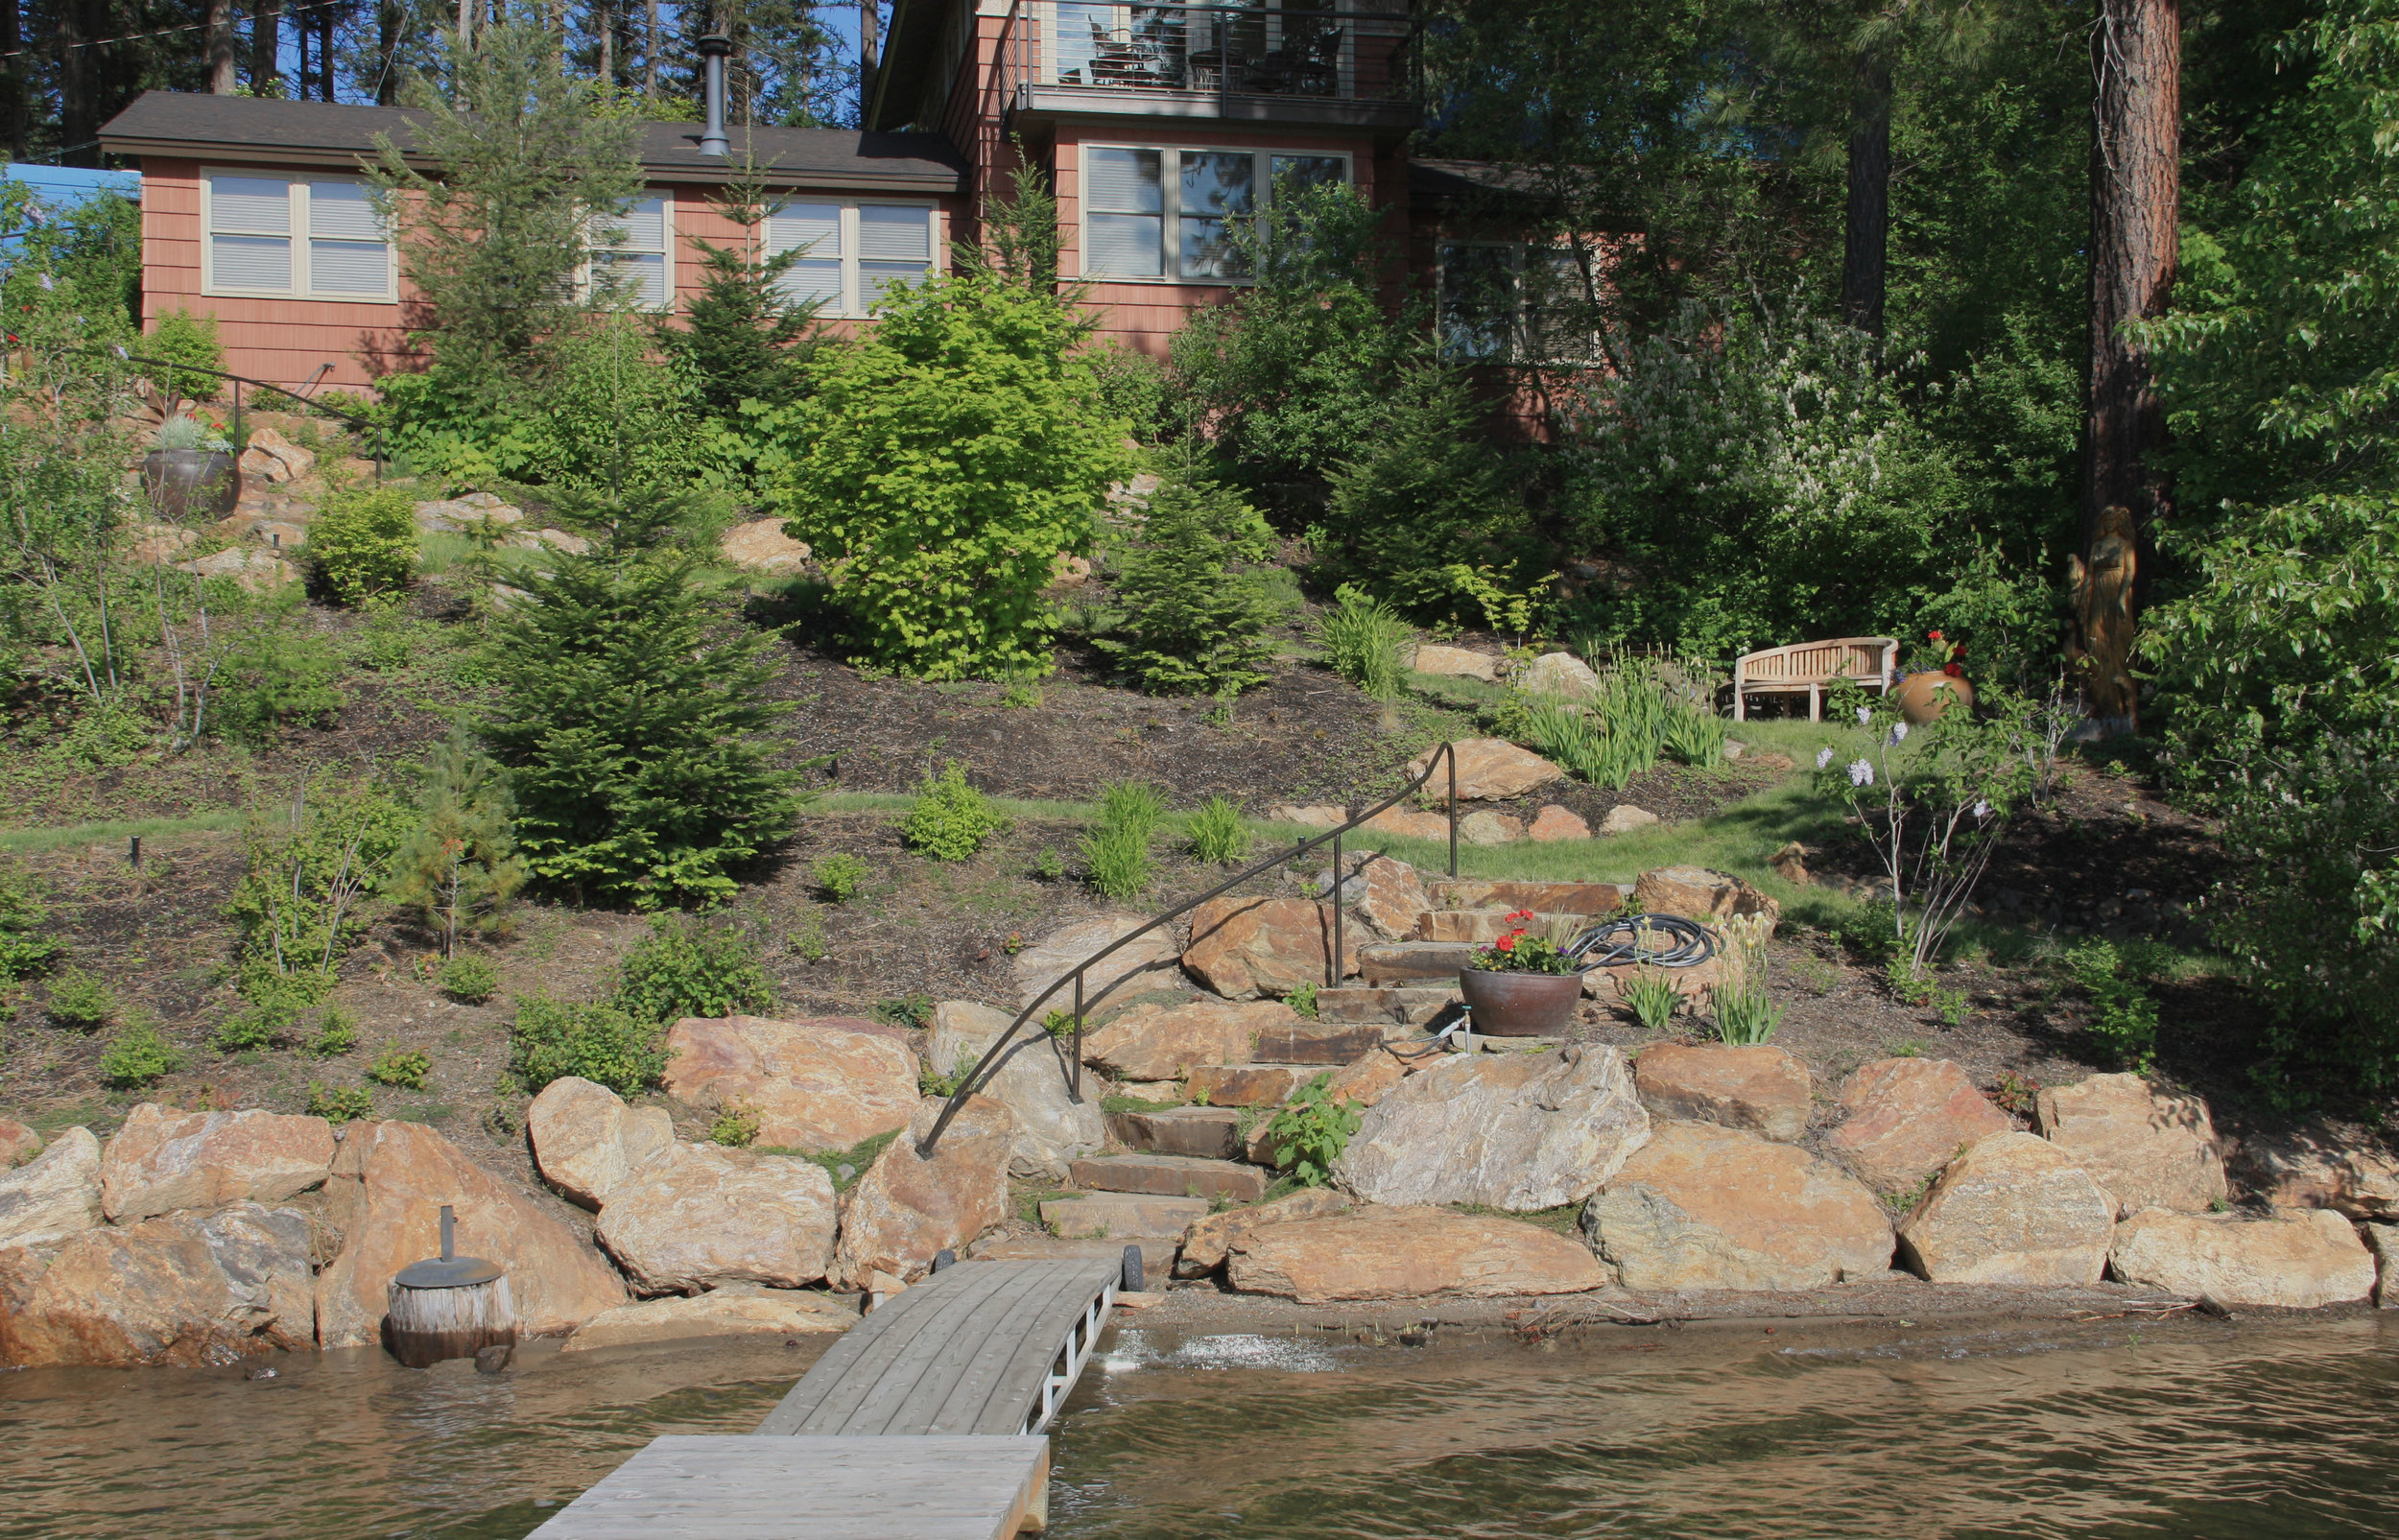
[1072,972,1084,1102]
[1448,746,1459,878]
[1330,829,1343,988]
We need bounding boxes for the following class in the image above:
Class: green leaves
[1092,467,1281,697]
[902,763,1007,862]
[307,485,419,606]
[1263,1074,1363,1188]
[508,995,666,1098]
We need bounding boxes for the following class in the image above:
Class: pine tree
[388,730,528,954]
[667,163,822,424]
[1095,466,1281,696]
[480,488,807,908]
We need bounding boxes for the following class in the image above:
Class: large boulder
[0,1202,314,1367]
[1516,652,1602,699]
[1406,739,1565,801]
[595,1145,839,1294]
[1582,1121,1892,1290]
[1631,866,1780,928]
[1182,897,1357,1000]
[1013,913,1183,1012]
[2108,1208,2374,1309]
[561,1285,852,1352]
[1632,1044,1812,1143]
[1408,643,1499,681]
[1335,1045,1651,1211]
[527,1077,676,1210]
[1318,852,1432,940]
[1225,1206,1609,1302]
[1529,805,1593,842]
[1826,1058,2014,1196]
[1176,1188,1353,1277]
[829,1096,1014,1291]
[2227,1125,2399,1220]
[1894,1132,2116,1287]
[719,518,813,575]
[1458,811,1528,845]
[1360,806,1452,841]
[0,1126,102,1250]
[238,426,316,485]
[1079,999,1294,1082]
[315,1120,627,1348]
[100,1104,335,1222]
[661,1014,918,1153]
[2034,1073,2228,1218]
[926,1001,1104,1182]
[0,1119,39,1167]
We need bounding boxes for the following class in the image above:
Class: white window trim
[199,167,398,304]
[580,190,677,311]
[1436,239,1602,366]
[1076,143,1352,286]
[761,198,941,319]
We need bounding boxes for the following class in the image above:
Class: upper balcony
[991,3,1419,133]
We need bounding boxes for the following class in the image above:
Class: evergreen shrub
[611,912,773,1026]
[307,485,419,604]
[508,994,666,1095]
[1095,467,1281,695]
[902,762,1005,861]
[100,1016,181,1088]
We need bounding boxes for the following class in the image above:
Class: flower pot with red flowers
[1895,629,1975,724]
[1459,910,1586,1036]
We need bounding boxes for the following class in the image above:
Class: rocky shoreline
[2,857,2394,1370]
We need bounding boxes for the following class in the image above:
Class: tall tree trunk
[296,12,309,97]
[1,0,28,161]
[58,0,91,165]
[644,0,657,94]
[2076,0,2180,736]
[376,0,399,103]
[861,0,877,79]
[597,0,614,84]
[1841,53,1891,338]
[208,0,239,91]
[319,0,335,99]
[252,0,281,94]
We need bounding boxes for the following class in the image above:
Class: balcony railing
[991,2,1418,125]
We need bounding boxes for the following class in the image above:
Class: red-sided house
[98,4,1570,399]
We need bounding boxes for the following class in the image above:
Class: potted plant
[142,413,241,520]
[1894,628,1974,724]
[1459,910,1585,1036]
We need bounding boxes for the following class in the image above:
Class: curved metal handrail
[71,345,387,481]
[916,740,1465,1156]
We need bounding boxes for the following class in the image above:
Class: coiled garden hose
[1566,913,1719,971]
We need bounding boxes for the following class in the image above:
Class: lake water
[3,1313,2395,1538]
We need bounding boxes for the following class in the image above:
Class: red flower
[1944,662,1963,677]
[1505,908,1533,922]
[1928,629,1944,641]
[1493,934,1518,953]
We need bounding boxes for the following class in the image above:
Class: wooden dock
[527,1258,1123,1538]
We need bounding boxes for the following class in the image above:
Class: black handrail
[80,346,387,482]
[916,740,1464,1156]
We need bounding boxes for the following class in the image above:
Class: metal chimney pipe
[698,33,732,156]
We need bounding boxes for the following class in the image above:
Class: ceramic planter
[1458,967,1583,1036]
[1895,670,1975,725]
[143,448,241,520]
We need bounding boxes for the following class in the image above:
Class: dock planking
[523,1434,1050,1540]
[757,1257,1121,1436]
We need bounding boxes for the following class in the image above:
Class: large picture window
[1080,145,1349,282]
[1437,241,1598,364]
[202,172,394,300]
[762,200,938,317]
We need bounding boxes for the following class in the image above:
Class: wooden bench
[1732,637,1897,722]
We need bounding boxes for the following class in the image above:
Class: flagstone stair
[1069,1153,1269,1204]
[1105,1105,1244,1160]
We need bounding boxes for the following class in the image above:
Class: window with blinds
[204,173,393,300]
[592,195,672,307]
[1081,145,1348,282]
[762,201,938,317]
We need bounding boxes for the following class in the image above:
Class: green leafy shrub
[813,853,871,902]
[388,733,528,953]
[1317,584,1411,699]
[710,1102,762,1147]
[227,777,413,983]
[1094,467,1281,696]
[482,492,805,908]
[306,1082,376,1125]
[0,868,62,983]
[439,954,500,1004]
[2065,939,2161,1075]
[508,994,666,1096]
[611,913,773,1025]
[309,1008,359,1056]
[307,485,420,604]
[212,605,348,744]
[215,963,336,1052]
[872,993,937,1031]
[764,270,1129,678]
[141,308,226,391]
[1086,342,1167,441]
[1079,820,1152,901]
[1263,1074,1362,1187]
[100,1016,181,1088]
[368,1046,432,1090]
[44,966,115,1030]
[1186,795,1251,865]
[902,762,1005,861]
[1288,981,1319,1019]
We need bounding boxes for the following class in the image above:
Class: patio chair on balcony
[1731,636,1898,722]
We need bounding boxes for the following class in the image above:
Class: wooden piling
[386,1204,515,1369]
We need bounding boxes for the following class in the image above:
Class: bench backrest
[1736,637,1896,687]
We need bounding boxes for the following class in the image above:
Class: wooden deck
[757,1258,1122,1437]
[523,1434,1050,1539]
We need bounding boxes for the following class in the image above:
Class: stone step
[1068,1152,1269,1204]
[1185,1063,1322,1107]
[1038,1193,1211,1241]
[1252,1021,1385,1064]
[1106,1105,1243,1160]
[971,1232,1179,1282]
[1315,985,1459,1026]
[1429,879,1627,915]
[1359,940,1476,984]
[1414,910,1590,944]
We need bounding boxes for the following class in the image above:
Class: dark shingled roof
[99,91,965,193]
